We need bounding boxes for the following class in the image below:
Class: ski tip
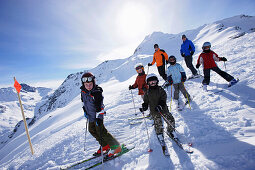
[148,149,153,152]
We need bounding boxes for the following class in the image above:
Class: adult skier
[196,42,238,91]
[140,74,177,142]
[129,63,148,99]
[180,34,198,78]
[167,55,191,108]
[80,72,121,158]
[148,44,169,81]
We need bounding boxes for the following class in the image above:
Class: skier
[167,55,191,108]
[80,72,121,158]
[148,44,169,81]
[180,34,199,78]
[196,42,238,91]
[129,63,148,99]
[140,74,177,143]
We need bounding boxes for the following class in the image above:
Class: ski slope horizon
[0,14,255,169]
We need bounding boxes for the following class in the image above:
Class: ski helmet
[81,72,96,86]
[146,73,159,84]
[134,63,144,71]
[202,42,211,49]
[182,34,186,39]
[168,55,176,65]
[154,44,159,48]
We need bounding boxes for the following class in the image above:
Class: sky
[0,0,255,88]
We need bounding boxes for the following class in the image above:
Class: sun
[115,2,151,41]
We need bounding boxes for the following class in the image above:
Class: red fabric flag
[14,80,22,93]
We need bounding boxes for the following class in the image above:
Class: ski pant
[184,55,198,76]
[202,67,234,85]
[151,111,175,135]
[89,121,119,148]
[173,83,191,101]
[157,65,167,80]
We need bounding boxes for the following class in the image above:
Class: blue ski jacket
[167,63,185,84]
[180,38,195,56]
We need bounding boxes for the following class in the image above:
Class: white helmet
[146,73,159,84]
[202,42,211,49]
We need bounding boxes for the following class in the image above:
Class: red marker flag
[14,80,22,93]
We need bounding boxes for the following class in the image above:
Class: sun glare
[115,2,151,41]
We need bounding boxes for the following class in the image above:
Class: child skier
[80,72,121,158]
[196,42,238,91]
[167,55,191,109]
[129,63,148,99]
[139,74,177,148]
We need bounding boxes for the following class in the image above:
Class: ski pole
[84,119,88,151]
[130,89,137,116]
[99,123,104,168]
[182,82,191,110]
[170,85,172,111]
[141,110,153,152]
[147,65,150,75]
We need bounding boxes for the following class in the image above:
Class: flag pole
[14,77,34,155]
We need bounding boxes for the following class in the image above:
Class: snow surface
[0,85,52,143]
[0,15,255,170]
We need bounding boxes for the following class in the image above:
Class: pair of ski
[61,144,134,169]
[157,133,193,157]
[128,115,150,125]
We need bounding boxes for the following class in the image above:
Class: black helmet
[168,55,176,65]
[154,44,159,48]
[81,72,96,86]
[168,55,176,61]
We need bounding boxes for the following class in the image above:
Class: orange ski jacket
[151,48,169,67]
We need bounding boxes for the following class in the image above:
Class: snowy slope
[0,15,255,169]
[0,84,52,148]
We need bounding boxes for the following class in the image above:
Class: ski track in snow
[1,18,255,170]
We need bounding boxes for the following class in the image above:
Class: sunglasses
[82,77,94,83]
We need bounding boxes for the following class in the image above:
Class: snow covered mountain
[0,14,255,169]
[0,84,52,148]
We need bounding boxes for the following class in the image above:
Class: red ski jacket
[197,50,222,69]
[132,74,148,95]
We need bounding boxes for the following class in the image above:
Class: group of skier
[79,34,238,159]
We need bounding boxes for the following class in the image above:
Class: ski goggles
[82,77,94,83]
[135,66,143,70]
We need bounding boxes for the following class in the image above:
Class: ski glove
[167,76,173,85]
[196,64,200,69]
[148,63,152,66]
[82,106,88,118]
[96,118,103,126]
[181,53,185,57]
[96,109,105,120]
[181,72,187,82]
[190,51,194,56]
[155,105,163,112]
[129,85,135,90]
[220,57,227,61]
[84,112,88,119]
[141,103,148,112]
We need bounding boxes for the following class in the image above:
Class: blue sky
[0,0,255,88]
